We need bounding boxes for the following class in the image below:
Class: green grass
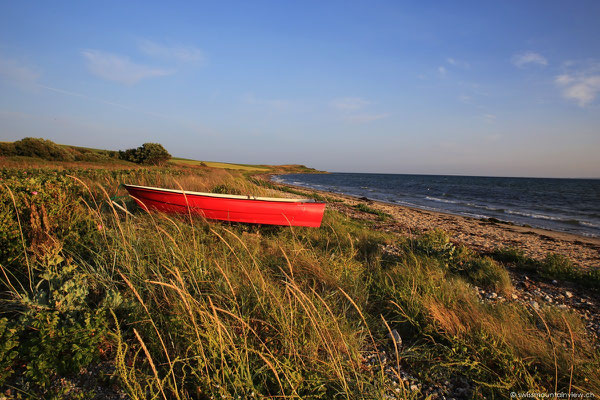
[0,165,598,398]
[352,203,392,220]
[492,247,600,288]
[170,157,269,171]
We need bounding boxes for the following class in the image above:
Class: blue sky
[1,1,599,177]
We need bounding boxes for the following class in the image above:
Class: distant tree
[119,143,171,165]
[11,138,74,161]
[0,142,15,156]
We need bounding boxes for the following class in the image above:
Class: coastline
[264,174,600,269]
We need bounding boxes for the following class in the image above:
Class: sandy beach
[267,176,600,269]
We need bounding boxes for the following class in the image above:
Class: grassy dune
[0,161,598,399]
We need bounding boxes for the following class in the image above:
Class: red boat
[123,184,325,227]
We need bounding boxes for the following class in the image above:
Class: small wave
[466,202,506,213]
[503,209,599,227]
[505,209,565,221]
[462,212,490,220]
[425,196,460,204]
[581,221,600,228]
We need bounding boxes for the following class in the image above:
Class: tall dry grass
[1,165,598,398]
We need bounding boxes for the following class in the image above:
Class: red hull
[123,184,325,227]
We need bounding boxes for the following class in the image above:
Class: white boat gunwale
[123,184,321,203]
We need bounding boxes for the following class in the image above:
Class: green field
[170,157,269,171]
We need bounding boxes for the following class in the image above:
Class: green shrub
[11,137,75,161]
[352,203,391,219]
[413,229,456,261]
[0,318,20,385]
[8,249,112,392]
[0,142,15,156]
[463,257,513,295]
[492,247,536,271]
[0,199,22,264]
[493,248,600,289]
[540,253,574,279]
[414,232,512,294]
[211,184,242,195]
[119,142,171,165]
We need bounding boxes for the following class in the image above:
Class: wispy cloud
[330,97,370,111]
[555,70,600,107]
[438,66,447,77]
[82,50,173,85]
[458,94,472,104]
[511,51,548,68]
[330,97,388,123]
[139,40,204,64]
[0,55,40,85]
[482,113,497,123]
[447,57,470,69]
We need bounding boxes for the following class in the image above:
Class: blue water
[273,173,600,237]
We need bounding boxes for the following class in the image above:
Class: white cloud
[438,66,447,76]
[82,50,173,85]
[555,74,574,85]
[139,40,204,63]
[555,73,600,106]
[330,97,370,111]
[511,51,548,68]
[0,56,40,85]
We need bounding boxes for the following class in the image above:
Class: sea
[272,173,600,238]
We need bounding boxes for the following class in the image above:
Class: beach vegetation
[352,203,391,220]
[118,142,171,165]
[413,230,512,294]
[493,247,600,288]
[0,138,121,163]
[7,137,75,161]
[0,163,598,398]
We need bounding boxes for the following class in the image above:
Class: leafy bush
[0,142,16,156]
[413,231,512,293]
[413,229,457,261]
[119,142,171,165]
[13,257,112,393]
[463,257,513,295]
[492,247,536,271]
[11,137,75,161]
[540,253,574,279]
[0,138,122,164]
[0,318,19,385]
